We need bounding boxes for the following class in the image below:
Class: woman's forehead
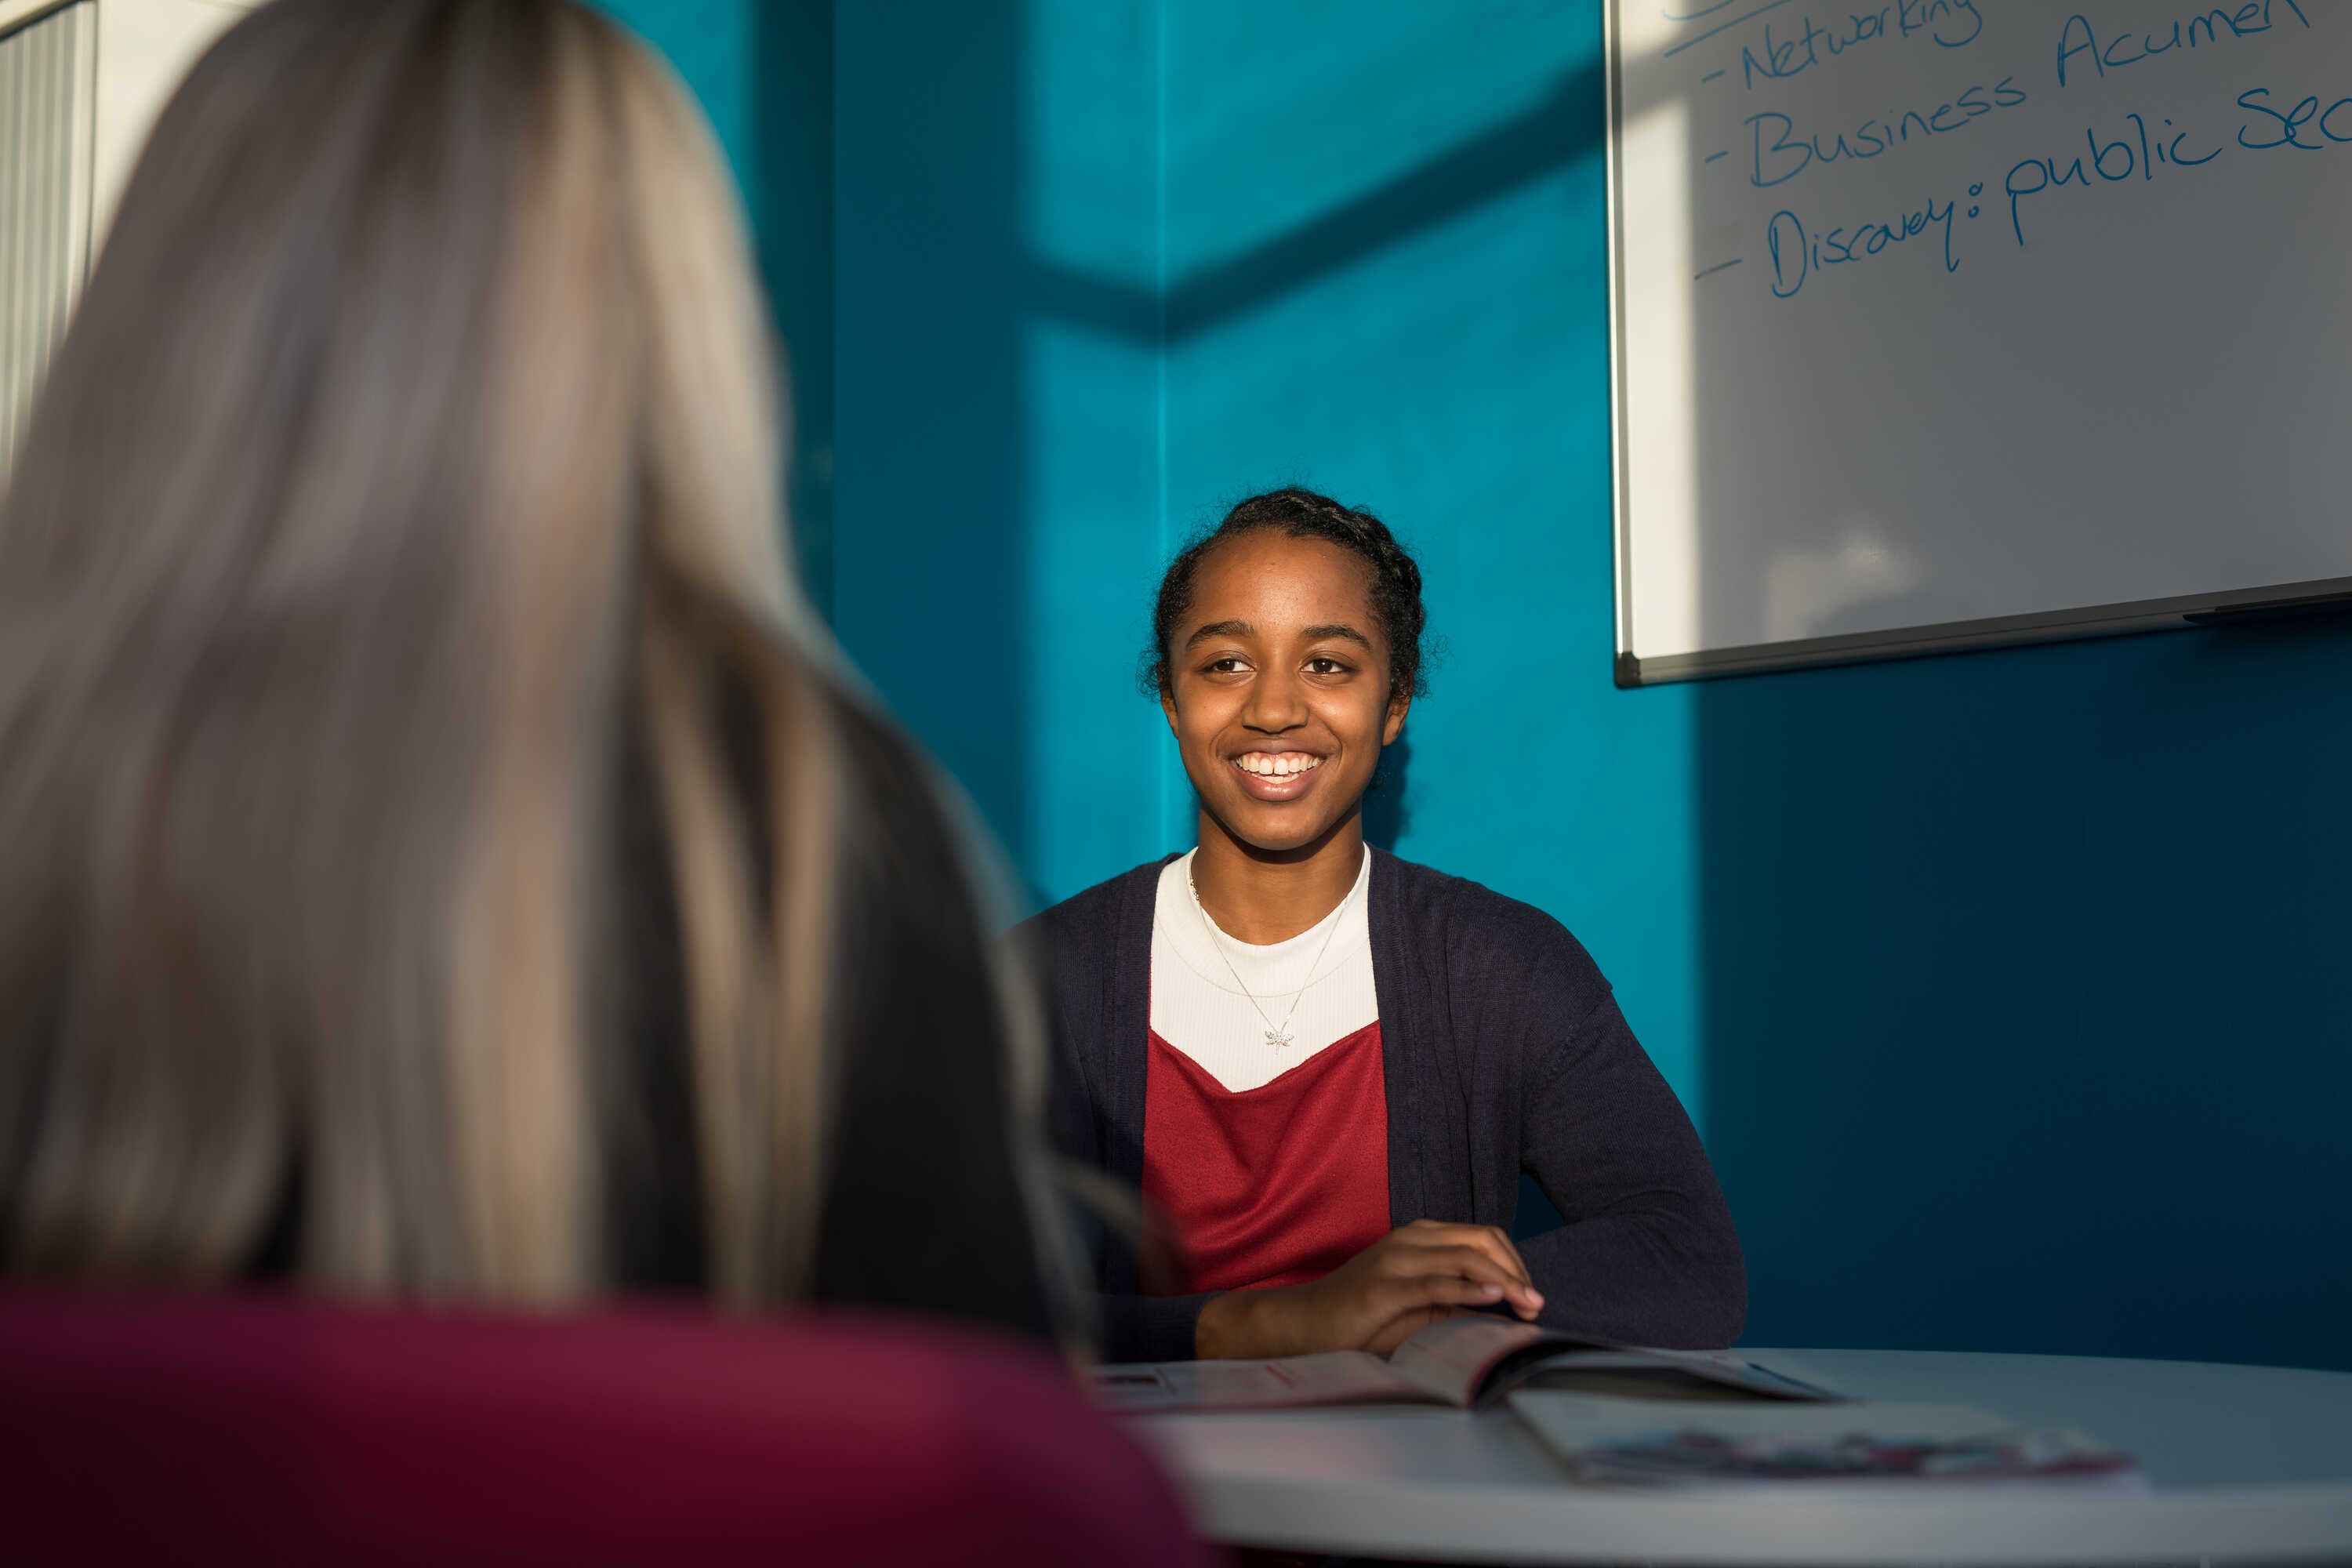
[1186,532,1379,625]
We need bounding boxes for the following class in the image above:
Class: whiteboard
[1607,0,2352,684]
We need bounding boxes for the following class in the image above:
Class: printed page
[1091,1351,1427,1414]
[1515,1348,1847,1403]
[1508,1394,2143,1490]
[1388,1317,1848,1406]
[1385,1316,1561,1405]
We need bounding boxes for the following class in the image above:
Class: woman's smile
[1230,749,1327,801]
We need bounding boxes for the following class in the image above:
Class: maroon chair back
[0,1292,1212,1567]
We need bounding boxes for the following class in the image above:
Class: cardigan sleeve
[1022,888,1210,1363]
[1038,974,1212,1362]
[1094,1291,1215,1363]
[1512,938,1747,1349]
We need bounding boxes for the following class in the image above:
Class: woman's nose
[1241,668,1306,733]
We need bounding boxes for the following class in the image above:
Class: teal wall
[620,0,2350,1370]
[597,0,833,615]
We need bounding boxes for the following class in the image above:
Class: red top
[1140,1022,1392,1295]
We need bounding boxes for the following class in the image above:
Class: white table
[1130,1349,2352,1564]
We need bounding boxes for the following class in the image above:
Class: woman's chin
[1205,798,1353,858]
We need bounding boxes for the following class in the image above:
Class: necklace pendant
[1265,1028,1294,1050]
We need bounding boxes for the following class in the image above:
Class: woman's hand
[1192,1220,1545,1359]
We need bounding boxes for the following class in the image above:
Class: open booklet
[1508,1393,2146,1491]
[1091,1315,1844,1414]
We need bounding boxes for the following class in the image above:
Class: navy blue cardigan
[1022,848,1746,1363]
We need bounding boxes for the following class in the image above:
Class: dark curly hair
[1145,488,1428,702]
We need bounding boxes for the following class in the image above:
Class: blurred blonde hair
[0,0,927,1308]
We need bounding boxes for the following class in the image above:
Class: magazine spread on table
[1090,1316,1845,1414]
[1506,1394,2147,1491]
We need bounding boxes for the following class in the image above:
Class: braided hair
[1145,488,1428,702]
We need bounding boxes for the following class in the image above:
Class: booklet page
[1092,1351,1426,1413]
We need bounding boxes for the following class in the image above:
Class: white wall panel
[0,0,252,485]
[0,0,93,476]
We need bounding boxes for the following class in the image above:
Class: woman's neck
[1189,811,1367,945]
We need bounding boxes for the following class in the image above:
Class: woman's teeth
[1235,752,1322,777]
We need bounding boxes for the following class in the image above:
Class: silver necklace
[1185,860,1356,1051]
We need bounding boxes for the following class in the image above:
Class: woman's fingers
[1382,1242,1544,1317]
[1403,1221,1534,1287]
[1393,1223,1542,1314]
[1313,1224,1548,1354]
[1358,1269,1537,1350]
[1378,1273,1509,1311]
[1383,1243,1513,1287]
[1345,1278,1483,1348]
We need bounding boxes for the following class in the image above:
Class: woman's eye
[1305,658,1349,676]
[1204,657,1249,674]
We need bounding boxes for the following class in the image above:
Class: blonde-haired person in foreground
[0,0,1065,1338]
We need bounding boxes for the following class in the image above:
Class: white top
[1149,848,1377,1094]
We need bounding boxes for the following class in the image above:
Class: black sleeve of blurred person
[804,695,1061,1344]
[611,683,1059,1344]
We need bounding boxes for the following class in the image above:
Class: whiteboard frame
[1600,2,2352,690]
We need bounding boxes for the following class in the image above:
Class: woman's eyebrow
[1185,619,1254,648]
[1301,622,1373,648]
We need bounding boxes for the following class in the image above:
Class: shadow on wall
[1363,730,1412,851]
[829,0,1037,874]
[1023,61,1606,350]
[1693,619,2352,1370]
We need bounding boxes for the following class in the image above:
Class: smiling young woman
[1023,488,1745,1363]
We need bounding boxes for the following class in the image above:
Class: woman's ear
[1160,686,1182,739]
[1382,692,1410,746]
